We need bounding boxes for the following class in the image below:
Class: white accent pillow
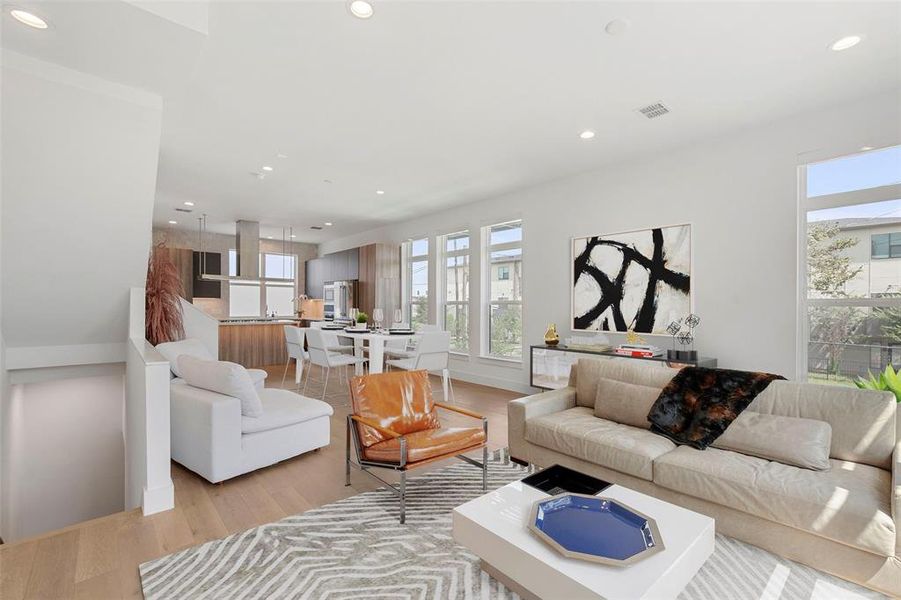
[178,355,264,418]
[712,411,832,471]
[156,338,214,378]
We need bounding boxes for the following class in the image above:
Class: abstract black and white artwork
[572,224,691,333]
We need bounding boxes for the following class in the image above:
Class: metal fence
[808,341,901,379]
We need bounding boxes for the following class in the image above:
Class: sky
[807,145,901,223]
[807,145,900,197]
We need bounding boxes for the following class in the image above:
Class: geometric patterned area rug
[140,450,885,600]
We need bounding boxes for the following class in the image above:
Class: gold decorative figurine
[544,323,560,346]
[626,328,646,345]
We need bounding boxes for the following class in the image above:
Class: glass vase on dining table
[373,308,384,332]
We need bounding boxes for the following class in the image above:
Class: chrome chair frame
[345,407,488,524]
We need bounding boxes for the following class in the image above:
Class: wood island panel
[219,323,289,368]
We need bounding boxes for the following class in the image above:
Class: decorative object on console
[614,343,663,358]
[528,493,665,566]
[647,366,785,449]
[544,323,560,346]
[572,224,691,333]
[666,313,701,360]
[145,242,185,345]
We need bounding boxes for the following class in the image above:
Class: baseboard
[447,369,533,395]
[143,482,175,516]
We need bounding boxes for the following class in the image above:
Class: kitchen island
[219,318,302,368]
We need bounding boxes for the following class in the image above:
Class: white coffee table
[453,479,714,600]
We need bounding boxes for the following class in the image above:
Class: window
[441,231,470,353]
[403,238,430,329]
[484,220,522,360]
[228,250,297,317]
[801,145,901,386]
[871,232,901,259]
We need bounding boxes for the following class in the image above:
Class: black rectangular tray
[522,464,611,496]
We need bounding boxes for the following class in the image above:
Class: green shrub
[356,312,369,324]
[854,365,901,402]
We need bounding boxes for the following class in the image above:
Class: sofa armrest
[894,439,900,556]
[170,384,243,483]
[507,387,577,463]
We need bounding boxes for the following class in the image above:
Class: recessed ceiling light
[276,153,288,159]
[861,145,874,151]
[10,9,48,29]
[168,220,177,225]
[183,201,195,206]
[266,236,274,239]
[605,18,630,36]
[579,130,595,140]
[349,0,374,19]
[324,222,333,226]
[262,166,273,172]
[376,190,385,195]
[290,234,296,238]
[830,35,862,51]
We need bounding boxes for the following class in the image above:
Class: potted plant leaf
[853,365,901,402]
[356,311,369,330]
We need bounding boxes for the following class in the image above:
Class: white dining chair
[304,328,368,401]
[385,330,454,402]
[281,326,309,388]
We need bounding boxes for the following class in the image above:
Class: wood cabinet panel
[219,324,288,368]
[166,248,194,302]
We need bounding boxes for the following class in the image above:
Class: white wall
[0,53,164,540]
[321,92,901,392]
[1,52,162,354]
[5,375,126,541]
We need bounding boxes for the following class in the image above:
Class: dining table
[333,330,416,375]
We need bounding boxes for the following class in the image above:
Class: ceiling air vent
[636,102,670,119]
[174,207,193,213]
[310,225,323,230]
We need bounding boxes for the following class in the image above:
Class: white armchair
[170,382,333,483]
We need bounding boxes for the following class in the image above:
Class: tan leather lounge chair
[346,369,488,523]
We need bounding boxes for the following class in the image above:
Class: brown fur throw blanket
[647,367,785,450]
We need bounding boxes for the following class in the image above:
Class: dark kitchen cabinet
[192,251,222,298]
[304,248,360,299]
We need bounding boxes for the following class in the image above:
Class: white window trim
[481,220,523,362]
[439,230,471,355]
[403,237,430,325]
[228,249,298,318]
[797,169,901,381]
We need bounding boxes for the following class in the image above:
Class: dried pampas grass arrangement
[146,242,185,345]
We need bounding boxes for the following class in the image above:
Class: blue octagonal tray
[528,493,665,566]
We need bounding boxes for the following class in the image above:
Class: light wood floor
[0,365,521,600]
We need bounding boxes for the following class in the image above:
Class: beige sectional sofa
[508,358,901,596]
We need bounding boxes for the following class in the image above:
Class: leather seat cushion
[654,445,895,556]
[525,407,676,481]
[362,426,486,464]
[350,370,440,446]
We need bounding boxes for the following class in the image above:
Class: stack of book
[614,343,664,358]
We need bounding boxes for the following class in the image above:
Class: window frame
[228,249,298,317]
[439,230,471,355]
[403,237,430,328]
[871,232,901,259]
[481,219,523,362]
[797,144,901,381]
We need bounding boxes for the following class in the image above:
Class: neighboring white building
[833,216,901,297]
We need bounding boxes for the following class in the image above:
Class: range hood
[198,218,291,283]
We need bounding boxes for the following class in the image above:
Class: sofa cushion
[574,358,678,408]
[242,389,333,434]
[525,407,676,481]
[178,355,263,418]
[594,377,663,429]
[362,426,486,464]
[654,445,895,556]
[712,411,832,470]
[172,368,266,390]
[748,380,896,470]
[156,338,214,378]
